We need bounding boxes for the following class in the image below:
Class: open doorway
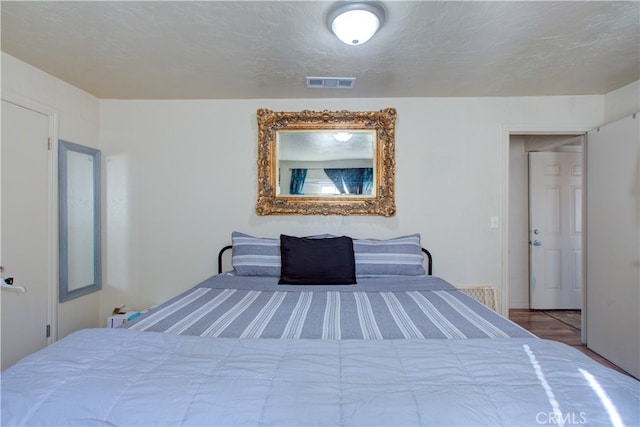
[508,134,584,316]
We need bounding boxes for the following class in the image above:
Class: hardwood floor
[509,309,632,377]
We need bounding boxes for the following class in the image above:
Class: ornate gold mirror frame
[256,108,396,216]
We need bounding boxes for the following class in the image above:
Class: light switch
[490,216,499,229]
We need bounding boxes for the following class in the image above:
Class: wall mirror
[256,108,396,216]
[58,140,101,302]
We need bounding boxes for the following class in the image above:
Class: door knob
[533,240,542,246]
[1,277,26,293]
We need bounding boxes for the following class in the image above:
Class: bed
[2,233,639,426]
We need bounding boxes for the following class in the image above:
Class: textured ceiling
[1,1,638,99]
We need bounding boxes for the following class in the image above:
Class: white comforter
[2,328,639,426]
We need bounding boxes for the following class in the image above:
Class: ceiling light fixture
[327,1,386,46]
[333,132,353,142]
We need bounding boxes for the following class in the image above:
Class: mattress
[2,328,639,426]
[125,274,533,339]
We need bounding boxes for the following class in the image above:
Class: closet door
[1,100,52,370]
[586,114,639,379]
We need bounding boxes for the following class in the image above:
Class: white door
[529,151,583,309]
[1,100,52,370]
[586,115,639,379]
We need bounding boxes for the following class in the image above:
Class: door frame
[1,88,59,344]
[501,125,589,342]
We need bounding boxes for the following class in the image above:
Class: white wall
[1,53,101,338]
[604,80,640,123]
[4,47,634,334]
[99,96,603,320]
[4,49,633,331]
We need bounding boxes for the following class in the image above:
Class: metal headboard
[421,247,433,276]
[218,245,433,276]
[217,245,233,274]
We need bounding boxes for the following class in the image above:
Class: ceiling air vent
[306,77,356,89]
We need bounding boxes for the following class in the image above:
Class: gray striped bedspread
[126,274,533,339]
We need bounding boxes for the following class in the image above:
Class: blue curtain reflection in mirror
[289,169,307,195]
[324,168,373,195]
[59,140,101,302]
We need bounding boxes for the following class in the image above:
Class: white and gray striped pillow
[231,231,281,276]
[232,231,425,277]
[353,234,425,276]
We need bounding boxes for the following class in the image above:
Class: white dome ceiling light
[327,1,386,46]
[333,132,353,142]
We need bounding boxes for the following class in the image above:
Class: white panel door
[586,114,640,379]
[529,151,583,309]
[1,100,51,370]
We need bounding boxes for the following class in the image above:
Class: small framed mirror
[256,108,396,216]
[58,140,101,302]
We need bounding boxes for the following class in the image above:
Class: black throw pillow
[279,234,357,285]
